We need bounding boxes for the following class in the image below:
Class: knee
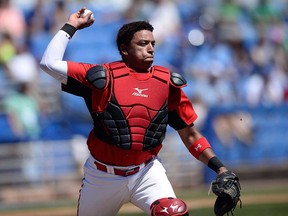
[150,197,189,216]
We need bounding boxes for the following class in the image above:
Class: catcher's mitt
[211,171,242,216]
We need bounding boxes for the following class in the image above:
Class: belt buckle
[124,167,139,176]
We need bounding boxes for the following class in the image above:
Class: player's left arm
[169,73,241,215]
[168,79,226,174]
[178,124,242,215]
[177,125,228,174]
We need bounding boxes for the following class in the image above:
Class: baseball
[81,9,94,22]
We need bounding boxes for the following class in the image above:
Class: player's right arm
[40,7,94,84]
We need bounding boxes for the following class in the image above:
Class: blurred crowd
[0,0,288,141]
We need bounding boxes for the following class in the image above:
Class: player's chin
[144,58,154,67]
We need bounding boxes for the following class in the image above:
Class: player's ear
[120,44,128,56]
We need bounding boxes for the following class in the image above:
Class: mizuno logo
[170,204,179,211]
[134,88,148,94]
[132,88,148,98]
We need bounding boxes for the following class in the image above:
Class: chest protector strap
[92,61,170,151]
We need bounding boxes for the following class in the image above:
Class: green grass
[117,181,288,216]
[175,182,288,199]
[118,202,288,216]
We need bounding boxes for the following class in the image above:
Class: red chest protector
[92,61,170,151]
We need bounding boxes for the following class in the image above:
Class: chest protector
[92,62,170,151]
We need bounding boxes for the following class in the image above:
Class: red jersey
[62,61,198,166]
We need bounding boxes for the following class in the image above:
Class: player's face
[122,30,155,72]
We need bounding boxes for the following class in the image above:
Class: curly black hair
[116,21,154,57]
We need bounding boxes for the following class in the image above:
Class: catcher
[40,7,241,216]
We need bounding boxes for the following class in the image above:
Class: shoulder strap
[153,65,186,88]
[152,65,170,84]
[108,61,129,78]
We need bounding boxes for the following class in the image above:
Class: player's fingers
[77,7,87,17]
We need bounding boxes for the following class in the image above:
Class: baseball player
[40,7,241,216]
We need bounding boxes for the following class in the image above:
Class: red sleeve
[66,61,96,85]
[168,86,198,130]
[63,61,111,112]
[61,61,96,96]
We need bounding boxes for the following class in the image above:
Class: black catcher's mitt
[211,171,242,216]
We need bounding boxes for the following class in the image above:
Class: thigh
[77,158,130,216]
[130,158,176,214]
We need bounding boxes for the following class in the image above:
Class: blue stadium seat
[0,113,22,143]
[29,32,53,61]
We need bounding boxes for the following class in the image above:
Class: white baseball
[81,9,94,22]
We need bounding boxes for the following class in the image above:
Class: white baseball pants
[77,155,176,216]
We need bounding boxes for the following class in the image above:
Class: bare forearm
[178,125,228,174]
[199,148,228,174]
[198,148,215,164]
